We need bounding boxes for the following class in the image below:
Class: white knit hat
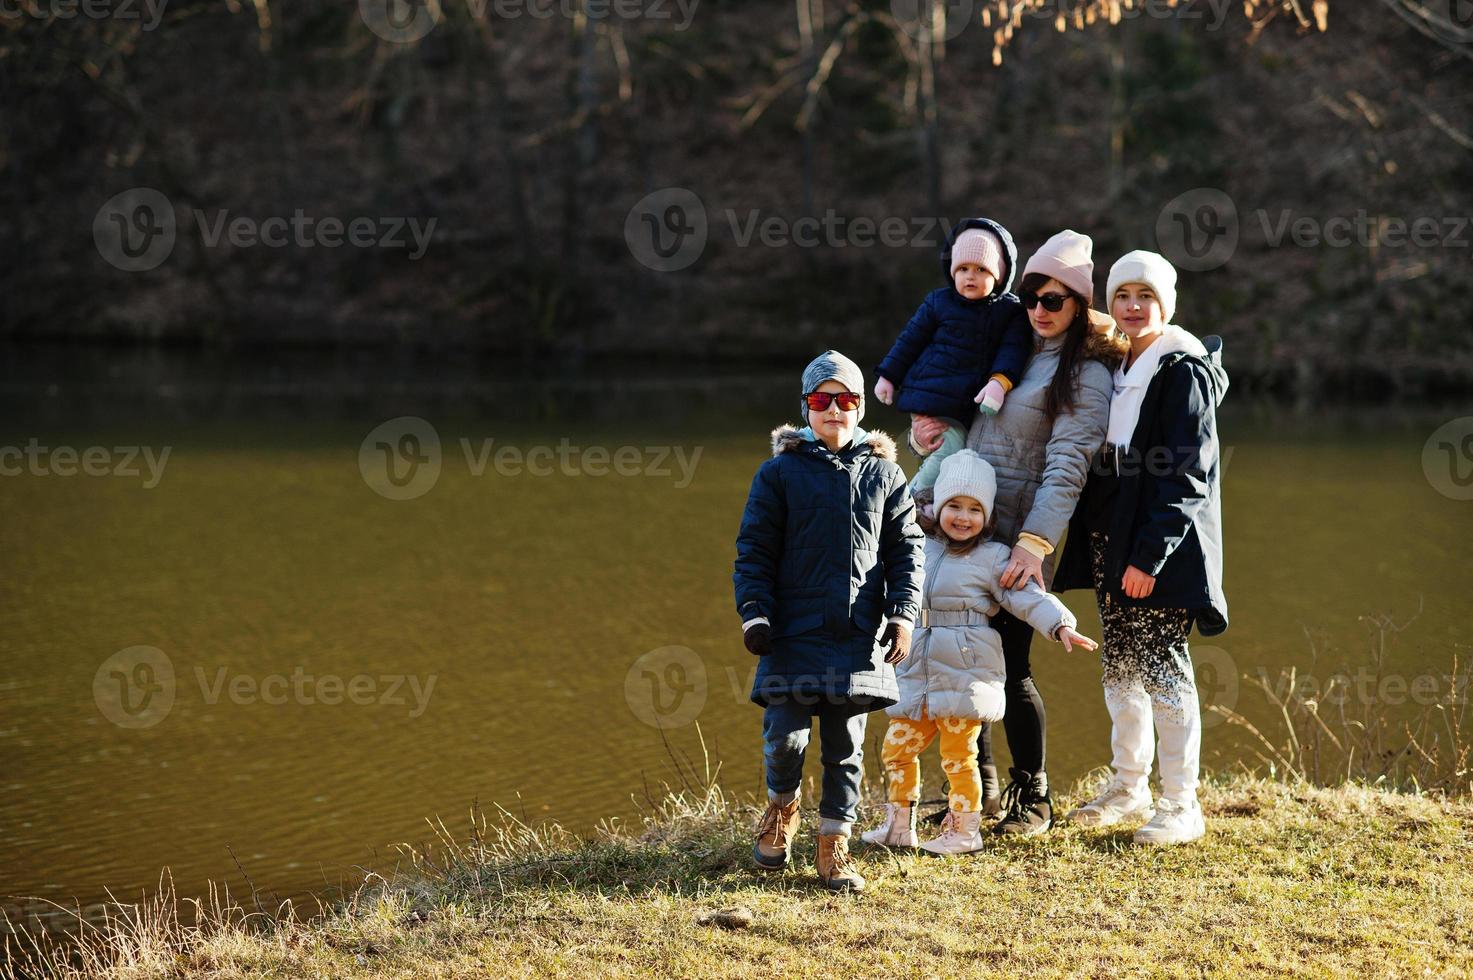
[951,228,1005,281]
[1106,249,1178,324]
[932,449,997,519]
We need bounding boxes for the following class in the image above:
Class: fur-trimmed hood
[770,424,897,461]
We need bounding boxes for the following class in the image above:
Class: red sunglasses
[805,390,862,412]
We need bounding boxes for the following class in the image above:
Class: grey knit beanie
[799,349,865,423]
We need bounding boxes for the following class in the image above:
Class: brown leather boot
[752,797,802,870]
[815,832,866,893]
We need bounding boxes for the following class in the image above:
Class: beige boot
[752,796,802,870]
[860,802,918,848]
[815,832,866,893]
[919,809,986,855]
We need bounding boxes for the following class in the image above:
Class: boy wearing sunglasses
[873,218,1033,510]
[734,349,925,893]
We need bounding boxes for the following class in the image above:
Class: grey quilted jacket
[963,333,1113,587]
[887,536,1078,721]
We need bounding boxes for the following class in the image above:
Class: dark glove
[879,622,911,665]
[743,622,772,656]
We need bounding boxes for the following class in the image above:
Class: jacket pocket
[773,589,825,639]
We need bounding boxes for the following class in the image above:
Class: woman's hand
[1121,565,1156,599]
[1056,626,1098,652]
[874,377,895,406]
[911,414,949,453]
[999,544,1045,592]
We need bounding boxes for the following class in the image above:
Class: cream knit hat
[932,449,997,519]
[1106,249,1178,324]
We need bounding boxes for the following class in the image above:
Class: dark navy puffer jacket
[1054,337,1230,636]
[875,217,1033,423]
[733,425,925,708]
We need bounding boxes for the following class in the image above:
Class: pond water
[2,348,1470,926]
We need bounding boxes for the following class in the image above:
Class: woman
[1052,250,1228,846]
[910,229,1127,835]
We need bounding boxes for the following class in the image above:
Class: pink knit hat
[1022,229,1095,302]
[950,228,1005,281]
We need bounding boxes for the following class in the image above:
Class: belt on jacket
[919,608,990,628]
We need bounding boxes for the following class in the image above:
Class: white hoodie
[1106,324,1208,449]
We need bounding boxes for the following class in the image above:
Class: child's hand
[974,379,1007,416]
[911,415,948,453]
[1056,626,1098,652]
[879,622,911,665]
[1121,565,1156,599]
[874,377,895,406]
[743,622,772,656]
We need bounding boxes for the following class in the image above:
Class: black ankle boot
[993,767,1053,836]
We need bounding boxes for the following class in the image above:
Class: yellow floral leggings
[880,710,984,812]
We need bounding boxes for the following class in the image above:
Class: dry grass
[6,767,1472,979]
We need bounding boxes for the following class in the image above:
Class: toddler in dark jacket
[874,218,1033,506]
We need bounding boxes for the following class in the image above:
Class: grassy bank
[7,772,1472,979]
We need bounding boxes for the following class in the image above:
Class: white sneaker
[919,810,985,855]
[1070,779,1155,827]
[861,803,918,848]
[1133,798,1205,845]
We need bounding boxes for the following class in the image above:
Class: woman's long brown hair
[1021,272,1129,425]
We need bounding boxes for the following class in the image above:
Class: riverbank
[8,773,1472,978]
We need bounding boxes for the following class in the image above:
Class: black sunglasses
[1021,290,1073,313]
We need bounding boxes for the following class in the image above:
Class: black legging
[976,607,1047,775]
